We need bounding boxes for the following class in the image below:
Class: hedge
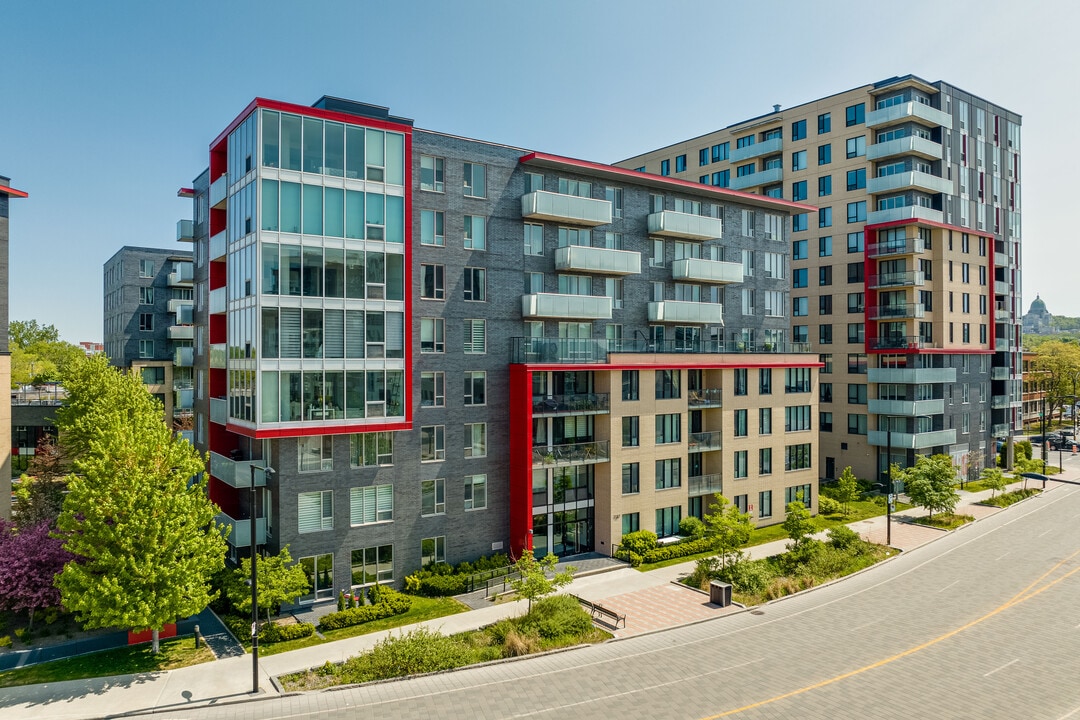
[318,589,412,631]
[260,621,315,643]
[616,537,715,566]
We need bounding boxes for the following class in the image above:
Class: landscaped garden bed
[979,488,1041,507]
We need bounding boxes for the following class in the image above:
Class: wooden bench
[570,594,626,629]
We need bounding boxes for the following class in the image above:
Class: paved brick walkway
[590,582,742,637]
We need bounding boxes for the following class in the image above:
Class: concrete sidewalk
[2,468,1073,720]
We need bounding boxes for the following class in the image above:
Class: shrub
[827,526,862,551]
[518,595,592,640]
[804,545,851,578]
[685,556,721,590]
[260,621,316,643]
[619,530,658,556]
[719,559,775,595]
[638,537,713,564]
[14,628,29,641]
[318,592,412,631]
[816,496,842,515]
[678,516,706,540]
[0,635,11,648]
[340,627,471,682]
[502,628,542,657]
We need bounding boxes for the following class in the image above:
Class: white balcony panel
[168,325,194,341]
[209,174,228,210]
[176,219,194,243]
[994,252,1009,268]
[868,398,945,416]
[174,346,194,367]
[209,287,226,314]
[866,136,944,162]
[209,230,227,261]
[210,397,228,425]
[994,338,1010,352]
[174,387,194,410]
[521,191,612,226]
[866,206,943,226]
[728,166,783,192]
[217,512,266,548]
[555,246,641,275]
[522,293,613,320]
[867,171,953,196]
[168,298,194,314]
[672,258,744,284]
[168,262,194,286]
[868,367,957,384]
[868,429,957,449]
[209,452,268,489]
[729,136,783,163]
[865,102,953,130]
[647,211,724,240]
[210,343,227,369]
[648,301,724,324]
[995,281,1011,295]
[178,429,194,444]
[991,367,1011,381]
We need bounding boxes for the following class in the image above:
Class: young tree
[509,552,575,612]
[12,436,69,531]
[0,520,73,629]
[226,546,311,622]
[980,467,1008,498]
[55,356,228,653]
[703,494,753,569]
[898,454,960,519]
[783,501,816,551]
[834,466,861,516]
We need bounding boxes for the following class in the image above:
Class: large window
[656,506,682,538]
[298,553,334,602]
[420,155,444,192]
[465,423,487,458]
[298,490,333,533]
[421,536,445,567]
[421,479,445,516]
[622,462,640,494]
[298,436,333,472]
[655,370,680,399]
[845,103,865,126]
[463,163,486,198]
[421,372,444,408]
[785,484,813,507]
[351,545,393,587]
[421,425,445,462]
[655,414,681,444]
[655,458,681,489]
[464,474,487,510]
[785,405,812,431]
[464,371,486,406]
[350,432,393,467]
[622,513,640,535]
[785,367,811,393]
[350,484,393,525]
[785,444,813,471]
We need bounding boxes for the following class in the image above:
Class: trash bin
[709,580,732,607]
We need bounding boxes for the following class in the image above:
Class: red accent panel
[864,226,877,354]
[209,367,226,397]
[508,365,533,558]
[988,249,997,354]
[128,624,176,645]
[864,217,992,239]
[209,315,226,344]
[209,259,226,291]
[403,126,413,430]
[519,151,818,212]
[519,359,823,371]
[0,184,28,198]
[208,476,239,515]
[226,420,413,440]
[177,187,195,198]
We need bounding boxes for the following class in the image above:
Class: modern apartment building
[184,96,821,600]
[103,245,195,431]
[0,175,28,519]
[619,75,1022,483]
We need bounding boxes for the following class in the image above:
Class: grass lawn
[0,635,213,688]
[909,512,975,530]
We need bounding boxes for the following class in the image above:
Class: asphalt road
[155,480,1080,720]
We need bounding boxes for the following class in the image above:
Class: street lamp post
[249,464,274,694]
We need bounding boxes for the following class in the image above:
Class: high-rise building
[103,245,195,432]
[618,75,1021,483]
[185,96,821,602]
[0,175,28,519]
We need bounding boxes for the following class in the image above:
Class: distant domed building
[1022,295,1053,335]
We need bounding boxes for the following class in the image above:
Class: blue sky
[1,0,1073,341]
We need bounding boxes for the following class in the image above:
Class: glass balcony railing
[532,441,610,467]
[688,473,723,497]
[688,388,723,408]
[531,393,610,416]
[687,431,722,452]
[509,337,813,364]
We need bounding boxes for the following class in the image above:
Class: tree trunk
[152,628,159,654]
[27,607,35,631]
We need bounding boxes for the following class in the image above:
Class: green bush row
[614,537,715,566]
[260,621,315,643]
[402,552,511,596]
[318,590,412,631]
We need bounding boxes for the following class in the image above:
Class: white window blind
[280,308,301,358]
[350,485,393,525]
[298,491,333,533]
[345,310,364,358]
[385,312,404,354]
[464,319,486,354]
[324,309,344,358]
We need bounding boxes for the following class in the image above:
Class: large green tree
[898,454,960,519]
[55,356,227,652]
[1030,340,1080,425]
[703,494,753,569]
[9,320,60,349]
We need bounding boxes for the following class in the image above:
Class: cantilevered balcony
[174,387,193,411]
[532,441,610,468]
[687,431,722,452]
[209,174,228,210]
[729,136,783,163]
[209,452,267,488]
[174,346,194,367]
[176,219,194,243]
[995,280,1010,295]
[868,367,956,384]
[868,398,945,416]
[555,246,640,275]
[688,387,723,408]
[210,397,228,425]
[648,301,724,324]
[868,429,957,449]
[867,171,953,196]
[866,136,944,162]
[865,102,953,130]
[688,473,723,497]
[168,262,194,286]
[868,303,925,320]
[868,271,926,289]
[522,293,612,320]
[532,393,610,417]
[521,191,612,226]
[647,210,724,240]
[991,367,1011,381]
[866,205,943,226]
[209,230,227,261]
[867,237,925,259]
[672,258,743,284]
[168,298,194,315]
[216,512,266,549]
[209,287,227,314]
[728,166,783,192]
[168,325,194,340]
[869,335,924,351]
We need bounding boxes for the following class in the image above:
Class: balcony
[555,246,640,275]
[210,452,271,489]
[994,252,1010,268]
[994,280,1010,295]
[865,102,953,130]
[868,429,957,449]
[174,387,193,410]
[868,303,925,320]
[209,174,228,210]
[532,393,610,417]
[867,171,953,196]
[209,230,227,261]
[647,210,724,240]
[522,293,612,320]
[532,441,610,468]
[868,367,957,384]
[176,219,194,243]
[209,287,227,314]
[730,136,783,163]
[672,258,743,284]
[866,206,943,226]
[866,136,944,162]
[688,473,723,497]
[869,335,924,351]
[868,271,926,289]
[994,338,1010,352]
[210,343,226,369]
[648,301,724,324]
[868,398,945,416]
[991,367,1011,381]
[508,337,814,364]
[521,191,612,227]
[992,423,1013,437]
[178,429,194,445]
[687,431,722,452]
[728,166,783,192]
[216,512,266,549]
[168,262,194,286]
[174,346,194,367]
[210,397,228,425]
[867,237,925,258]
[168,298,194,314]
[995,306,1012,322]
[168,324,194,341]
[688,387,723,408]
[991,396,1012,410]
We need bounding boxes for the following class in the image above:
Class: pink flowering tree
[0,519,74,629]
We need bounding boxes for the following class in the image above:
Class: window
[464,371,486,406]
[785,405,812,432]
[734,450,748,479]
[655,369,680,399]
[464,216,486,250]
[298,436,333,472]
[846,168,866,191]
[845,103,865,126]
[847,201,866,223]
[420,155,444,192]
[847,323,864,344]
[420,372,444,407]
[350,484,393,525]
[712,169,730,188]
[759,490,773,518]
[655,458,681,489]
[524,223,544,255]
[736,163,754,178]
[712,143,729,162]
[465,423,487,458]
[421,210,445,246]
[760,368,773,394]
[736,134,755,149]
[792,239,808,260]
[350,545,393,587]
[847,414,868,435]
[847,232,864,253]
[421,318,444,353]
[660,159,670,176]
[525,172,544,193]
[675,154,687,172]
[655,506,682,538]
[463,163,486,197]
[845,136,866,158]
[785,367,811,393]
[763,291,785,317]
[793,297,809,316]
[463,319,486,354]
[464,474,487,511]
[622,463,640,494]
[421,536,445,567]
[463,267,486,301]
[420,264,445,300]
[820,412,833,431]
[819,354,833,374]
[819,207,833,228]
[420,425,445,462]
[140,287,154,305]
[699,148,709,166]
[793,268,808,288]
[733,368,748,396]
[622,416,640,447]
[421,478,445,515]
[655,414,681,444]
[139,259,154,277]
[298,490,333,533]
[764,251,785,279]
[350,432,394,467]
[622,513,640,535]
[792,214,808,232]
[819,324,833,344]
[733,494,748,513]
[785,444,813,471]
[791,180,807,202]
[817,113,831,134]
[818,176,832,196]
[760,407,772,435]
[818,144,832,165]
[847,262,864,283]
[819,265,833,286]
[785,484,813,509]
[140,366,165,385]
[792,119,807,141]
[732,408,748,437]
[606,277,623,309]
[605,187,623,218]
[139,313,153,332]
[622,370,639,401]
[847,354,867,374]
[559,178,592,197]
[792,150,807,171]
